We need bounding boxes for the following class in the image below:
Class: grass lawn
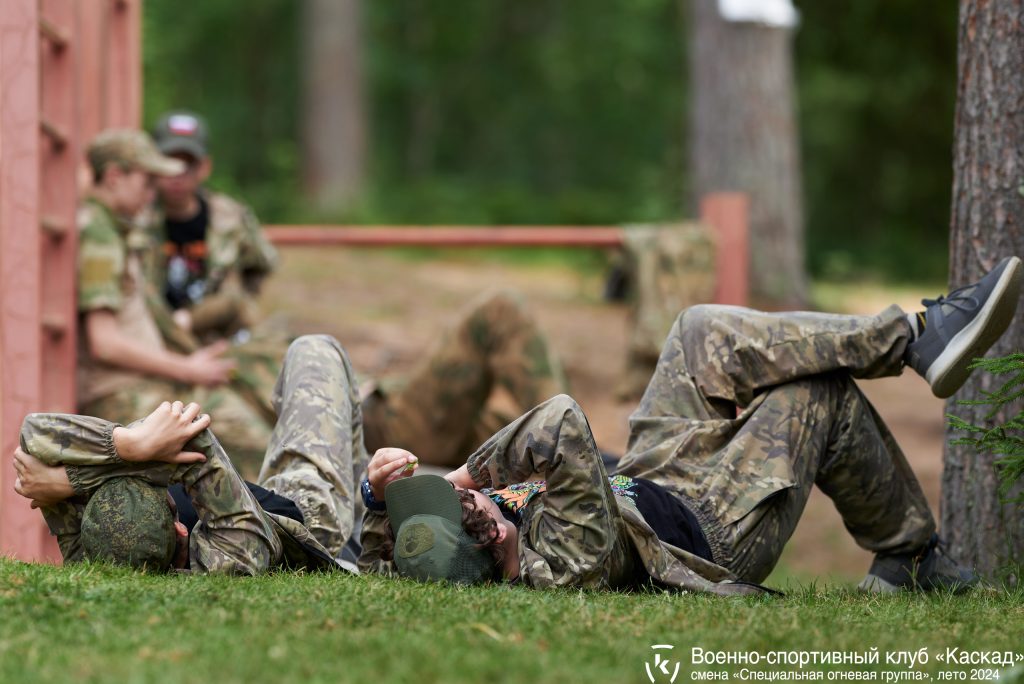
[1,559,1021,684]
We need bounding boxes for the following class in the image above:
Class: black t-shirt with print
[485,475,714,565]
[163,193,210,309]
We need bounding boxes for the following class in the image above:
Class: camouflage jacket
[141,190,278,340]
[20,413,343,574]
[76,199,170,404]
[358,395,765,595]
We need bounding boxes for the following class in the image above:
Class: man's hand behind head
[113,401,210,464]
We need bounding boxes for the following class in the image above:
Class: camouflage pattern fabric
[80,478,177,569]
[141,190,278,342]
[617,224,716,400]
[258,335,369,557]
[76,197,280,477]
[359,394,761,595]
[76,199,168,404]
[23,413,284,573]
[23,334,366,573]
[82,378,273,481]
[362,291,567,468]
[616,304,936,582]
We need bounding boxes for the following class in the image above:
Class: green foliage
[796,0,958,282]
[948,353,1024,503]
[1,559,1020,683]
[142,0,958,281]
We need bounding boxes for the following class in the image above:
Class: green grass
[2,559,1021,684]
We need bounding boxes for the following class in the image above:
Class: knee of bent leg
[469,289,530,325]
[287,334,344,360]
[542,393,586,424]
[675,304,716,333]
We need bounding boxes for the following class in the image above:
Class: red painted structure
[0,0,141,562]
[264,192,750,306]
[0,1,747,563]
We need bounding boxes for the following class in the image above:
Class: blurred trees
[143,0,957,282]
[690,0,806,306]
[302,0,366,210]
[943,0,1024,582]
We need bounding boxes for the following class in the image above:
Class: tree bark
[943,0,1024,583]
[301,0,366,211]
[688,0,807,307]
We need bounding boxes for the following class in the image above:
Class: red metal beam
[264,192,750,305]
[265,225,625,248]
[0,0,55,561]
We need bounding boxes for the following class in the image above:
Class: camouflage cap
[87,128,185,178]
[151,111,209,159]
[385,475,494,584]
[80,478,177,570]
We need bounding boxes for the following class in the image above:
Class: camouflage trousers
[257,335,368,557]
[83,336,285,480]
[362,291,567,468]
[615,304,937,583]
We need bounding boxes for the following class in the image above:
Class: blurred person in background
[77,128,276,474]
[144,110,278,345]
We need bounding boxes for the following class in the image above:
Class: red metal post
[700,192,750,306]
[0,0,54,561]
[76,0,104,139]
[40,0,79,415]
[104,0,141,128]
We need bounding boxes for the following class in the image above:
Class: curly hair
[380,489,505,565]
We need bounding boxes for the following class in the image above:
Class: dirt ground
[263,246,947,585]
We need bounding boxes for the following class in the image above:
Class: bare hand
[172,308,193,332]
[12,447,75,507]
[113,401,210,464]
[181,341,236,386]
[367,448,418,501]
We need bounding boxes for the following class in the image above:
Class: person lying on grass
[14,335,367,573]
[14,257,1019,591]
[358,257,1022,595]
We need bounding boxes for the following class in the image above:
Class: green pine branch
[947,353,1024,504]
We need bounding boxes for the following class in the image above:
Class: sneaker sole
[926,256,1023,398]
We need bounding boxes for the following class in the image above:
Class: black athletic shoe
[858,535,979,593]
[906,256,1023,398]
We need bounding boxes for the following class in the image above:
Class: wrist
[112,426,143,462]
[361,478,386,511]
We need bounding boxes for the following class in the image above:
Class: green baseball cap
[385,475,495,584]
[152,110,209,159]
[87,128,185,177]
[80,478,177,571]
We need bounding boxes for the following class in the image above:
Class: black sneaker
[858,535,979,593]
[906,256,1022,398]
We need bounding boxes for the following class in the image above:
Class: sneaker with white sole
[906,255,1023,398]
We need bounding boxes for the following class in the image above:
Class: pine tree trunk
[688,0,807,307]
[301,0,366,211]
[943,0,1024,583]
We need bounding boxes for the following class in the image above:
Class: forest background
[142,0,955,284]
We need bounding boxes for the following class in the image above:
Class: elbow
[86,334,118,364]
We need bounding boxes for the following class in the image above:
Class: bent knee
[288,334,344,358]
[542,393,584,419]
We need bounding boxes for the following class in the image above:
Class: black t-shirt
[169,481,304,532]
[163,194,210,309]
[484,475,714,563]
[630,478,713,562]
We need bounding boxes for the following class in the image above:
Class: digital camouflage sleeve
[20,413,282,574]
